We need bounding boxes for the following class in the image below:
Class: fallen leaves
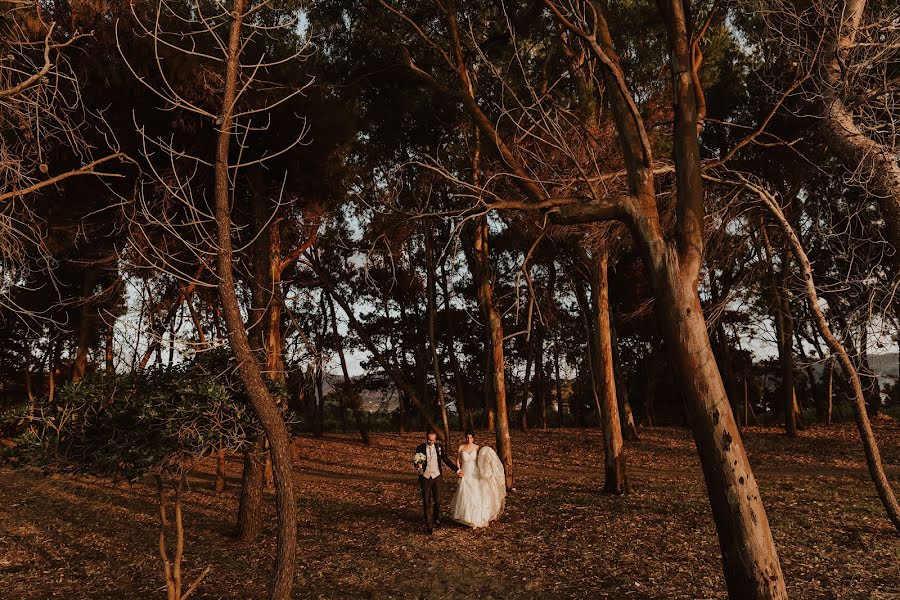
[0,423,899,598]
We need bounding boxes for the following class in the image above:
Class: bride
[449,430,506,528]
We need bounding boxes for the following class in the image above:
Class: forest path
[2,424,899,598]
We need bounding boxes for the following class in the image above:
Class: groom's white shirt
[424,443,440,479]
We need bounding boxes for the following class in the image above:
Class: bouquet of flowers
[413,452,427,469]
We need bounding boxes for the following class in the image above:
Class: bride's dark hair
[464,429,476,439]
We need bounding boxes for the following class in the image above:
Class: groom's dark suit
[414,441,459,532]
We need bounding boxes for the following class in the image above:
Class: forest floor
[2,422,900,599]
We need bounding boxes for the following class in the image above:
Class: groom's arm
[440,447,459,473]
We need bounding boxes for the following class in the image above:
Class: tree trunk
[547,2,789,592]
[747,178,900,532]
[72,269,99,383]
[312,259,445,437]
[825,357,834,426]
[574,275,604,422]
[761,224,800,437]
[520,335,533,432]
[327,290,370,445]
[553,327,564,424]
[777,290,800,437]
[647,253,786,596]
[590,247,628,494]
[213,5,296,596]
[535,328,548,430]
[236,438,265,541]
[105,323,114,374]
[473,216,513,490]
[215,443,226,493]
[425,225,451,444]
[858,320,881,416]
[610,318,639,440]
[440,261,470,431]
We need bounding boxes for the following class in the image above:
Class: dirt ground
[2,423,900,599]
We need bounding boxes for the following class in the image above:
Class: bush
[10,349,288,480]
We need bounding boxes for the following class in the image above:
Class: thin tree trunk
[742,176,900,533]
[825,357,834,426]
[215,443,226,493]
[425,225,451,444]
[213,5,296,596]
[440,261,470,431]
[553,327,564,424]
[575,276,605,423]
[521,335,533,432]
[72,269,99,382]
[327,290,370,445]
[311,259,445,438]
[591,247,628,494]
[536,328,548,430]
[105,323,114,374]
[858,319,881,416]
[760,223,799,437]
[610,317,639,440]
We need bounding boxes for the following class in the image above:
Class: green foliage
[10,350,289,480]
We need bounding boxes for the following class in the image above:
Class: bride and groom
[413,429,505,534]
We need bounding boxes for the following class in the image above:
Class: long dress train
[449,446,506,528]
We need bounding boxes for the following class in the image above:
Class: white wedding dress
[449,446,506,528]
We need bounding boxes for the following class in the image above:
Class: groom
[414,429,462,534]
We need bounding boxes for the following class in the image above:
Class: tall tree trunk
[327,290,370,445]
[425,225,451,444]
[825,357,834,426]
[520,335,533,432]
[440,261,470,430]
[213,5,296,596]
[535,328,548,430]
[741,176,900,533]
[549,259,564,424]
[777,289,800,437]
[473,216,513,490]
[105,323,114,374]
[761,224,800,437]
[575,276,605,423]
[72,269,99,383]
[610,318,639,440]
[311,259,445,437]
[590,247,628,494]
[549,3,788,593]
[553,327,564,424]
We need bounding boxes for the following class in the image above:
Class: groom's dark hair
[425,428,437,436]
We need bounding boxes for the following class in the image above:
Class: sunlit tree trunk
[590,247,628,494]
[213,4,296,595]
[549,2,788,594]
[473,216,513,490]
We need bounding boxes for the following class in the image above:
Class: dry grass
[2,423,900,599]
